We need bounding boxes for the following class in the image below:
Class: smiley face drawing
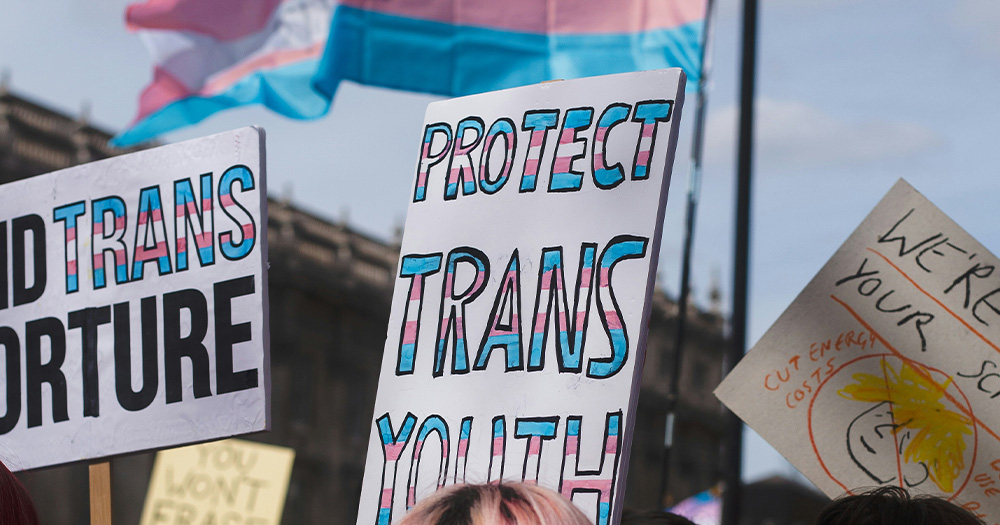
[810,355,976,497]
[845,400,932,488]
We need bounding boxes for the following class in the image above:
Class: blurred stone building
[0,87,733,523]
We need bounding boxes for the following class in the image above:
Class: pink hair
[398,482,591,525]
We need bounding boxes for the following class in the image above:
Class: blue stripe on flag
[313,5,703,100]
[113,59,330,147]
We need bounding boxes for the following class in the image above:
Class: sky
[2,0,1000,488]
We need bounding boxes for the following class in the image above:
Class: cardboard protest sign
[716,179,1000,521]
[140,439,294,525]
[356,69,686,525]
[0,127,269,470]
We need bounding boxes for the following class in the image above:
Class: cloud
[704,98,943,172]
[716,0,863,17]
[952,0,1000,54]
[767,0,863,7]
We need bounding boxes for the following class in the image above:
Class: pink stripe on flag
[126,0,283,42]
[131,66,195,123]
[492,437,504,455]
[530,131,546,147]
[67,260,78,274]
[202,42,326,95]
[604,312,623,331]
[458,439,469,457]
[220,194,235,207]
[380,488,394,507]
[338,0,704,35]
[66,227,76,242]
[524,158,540,175]
[528,438,541,455]
[177,237,188,253]
[242,223,255,239]
[93,254,104,270]
[642,125,656,138]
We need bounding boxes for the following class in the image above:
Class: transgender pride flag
[117,0,707,145]
[114,0,335,146]
[314,0,707,99]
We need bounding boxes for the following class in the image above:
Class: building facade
[0,88,729,523]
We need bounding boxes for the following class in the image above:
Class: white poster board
[0,127,269,471]
[140,439,294,525]
[356,69,686,525]
[717,179,1000,521]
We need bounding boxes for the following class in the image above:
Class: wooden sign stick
[89,461,113,525]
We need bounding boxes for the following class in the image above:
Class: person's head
[0,459,39,525]
[816,486,983,525]
[398,482,591,525]
[621,509,697,525]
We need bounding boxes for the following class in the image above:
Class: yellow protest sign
[140,439,295,525]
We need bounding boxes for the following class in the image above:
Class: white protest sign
[717,180,1000,522]
[356,69,686,525]
[0,127,269,470]
[140,439,294,525]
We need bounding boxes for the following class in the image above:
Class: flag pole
[659,0,719,508]
[721,0,759,522]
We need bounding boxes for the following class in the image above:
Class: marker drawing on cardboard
[140,439,294,525]
[357,69,687,525]
[716,179,1000,522]
[0,127,270,471]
